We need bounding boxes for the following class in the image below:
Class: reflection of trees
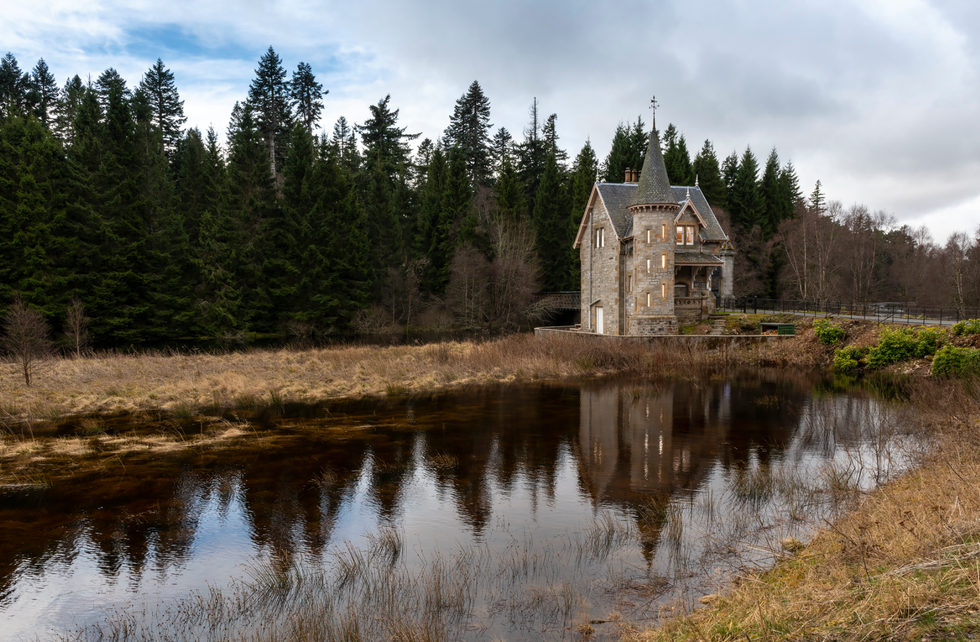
[0,375,821,598]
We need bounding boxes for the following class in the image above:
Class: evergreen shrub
[952,319,980,336]
[813,319,846,345]
[834,346,868,372]
[931,345,980,377]
[866,328,919,369]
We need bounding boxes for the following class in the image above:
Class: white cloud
[4,0,980,240]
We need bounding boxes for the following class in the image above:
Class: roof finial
[685,185,690,200]
[649,95,658,130]
[695,173,699,187]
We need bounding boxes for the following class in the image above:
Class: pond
[0,370,913,641]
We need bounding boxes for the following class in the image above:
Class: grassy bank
[638,378,980,642]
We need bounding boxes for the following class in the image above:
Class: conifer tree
[542,114,567,169]
[663,125,694,186]
[330,115,360,175]
[94,68,130,113]
[138,59,186,160]
[490,126,513,179]
[0,53,29,117]
[777,161,803,220]
[494,154,525,222]
[28,59,58,127]
[809,180,825,214]
[417,147,449,294]
[721,151,739,200]
[532,151,569,291]
[729,147,763,231]
[444,80,493,186]
[758,148,781,238]
[692,140,727,210]
[290,62,326,132]
[601,116,645,183]
[357,95,418,177]
[567,140,598,288]
[516,97,546,206]
[247,47,292,180]
[52,75,85,146]
[224,102,276,332]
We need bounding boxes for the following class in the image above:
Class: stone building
[573,117,734,335]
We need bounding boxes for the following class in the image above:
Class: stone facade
[573,118,734,337]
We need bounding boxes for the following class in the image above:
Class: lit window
[686,226,695,245]
[647,292,652,307]
[662,283,667,299]
[647,229,651,244]
[661,224,666,239]
[646,259,651,273]
[676,227,684,244]
[661,254,666,269]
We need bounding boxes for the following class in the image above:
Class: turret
[627,103,679,335]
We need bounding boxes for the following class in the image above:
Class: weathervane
[649,96,659,129]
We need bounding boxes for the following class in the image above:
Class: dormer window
[676,225,695,246]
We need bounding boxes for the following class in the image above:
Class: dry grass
[0,333,726,424]
[639,379,980,642]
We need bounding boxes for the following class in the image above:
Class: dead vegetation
[638,378,980,642]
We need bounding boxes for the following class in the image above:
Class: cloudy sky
[6,0,979,242]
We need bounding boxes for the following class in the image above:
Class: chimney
[625,167,631,183]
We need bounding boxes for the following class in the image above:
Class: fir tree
[777,161,803,220]
[330,115,360,175]
[532,151,569,291]
[662,125,694,186]
[490,126,513,178]
[542,113,568,168]
[692,140,727,210]
[567,140,598,288]
[809,180,825,214]
[516,97,546,206]
[94,68,130,113]
[0,53,29,117]
[494,154,526,222]
[138,59,186,160]
[247,47,292,180]
[290,61,326,132]
[417,147,449,294]
[728,147,763,231]
[52,75,85,146]
[357,95,418,178]
[28,59,58,127]
[444,80,493,186]
[758,148,781,238]
[601,116,645,183]
[721,151,739,198]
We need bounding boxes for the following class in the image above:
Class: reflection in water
[0,371,907,640]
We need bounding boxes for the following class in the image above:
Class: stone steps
[706,315,728,336]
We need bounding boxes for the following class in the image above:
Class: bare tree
[778,200,842,303]
[63,297,90,358]
[941,231,975,317]
[2,296,55,386]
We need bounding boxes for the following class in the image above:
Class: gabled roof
[671,187,727,241]
[674,199,707,228]
[572,183,730,248]
[631,128,675,206]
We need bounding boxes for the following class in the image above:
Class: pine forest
[1,48,976,349]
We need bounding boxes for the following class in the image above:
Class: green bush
[931,345,980,377]
[833,346,867,372]
[866,328,918,369]
[813,319,846,345]
[913,327,944,357]
[952,319,980,336]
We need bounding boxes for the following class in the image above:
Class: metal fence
[717,297,980,327]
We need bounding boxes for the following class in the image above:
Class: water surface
[0,370,906,640]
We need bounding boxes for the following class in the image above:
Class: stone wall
[626,203,678,335]
[579,198,622,335]
[535,326,792,350]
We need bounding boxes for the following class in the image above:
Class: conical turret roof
[630,127,675,206]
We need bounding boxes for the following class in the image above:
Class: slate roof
[595,183,729,243]
[674,251,724,265]
[631,129,675,206]
[670,187,727,241]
